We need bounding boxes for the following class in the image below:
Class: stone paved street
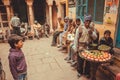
[0,36,109,80]
[0,0,119,79]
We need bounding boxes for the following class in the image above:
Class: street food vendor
[76,15,98,79]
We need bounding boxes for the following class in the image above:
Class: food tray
[98,45,111,51]
[79,50,112,63]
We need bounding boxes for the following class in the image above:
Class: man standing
[76,15,97,79]
[10,13,21,36]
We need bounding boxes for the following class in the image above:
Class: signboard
[106,0,118,13]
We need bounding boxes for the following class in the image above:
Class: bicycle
[0,58,6,80]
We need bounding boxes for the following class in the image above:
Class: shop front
[76,0,105,23]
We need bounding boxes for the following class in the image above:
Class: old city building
[0,0,120,47]
[0,0,69,32]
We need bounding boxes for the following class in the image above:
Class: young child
[8,34,27,80]
[99,30,114,54]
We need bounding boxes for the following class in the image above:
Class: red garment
[107,2,112,6]
[114,0,118,5]
[116,73,120,80]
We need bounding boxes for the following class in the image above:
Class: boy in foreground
[8,34,27,80]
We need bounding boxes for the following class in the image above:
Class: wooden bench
[99,48,120,80]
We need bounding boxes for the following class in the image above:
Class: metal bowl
[98,45,111,51]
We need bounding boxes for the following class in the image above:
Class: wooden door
[76,0,88,21]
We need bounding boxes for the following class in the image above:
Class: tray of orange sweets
[79,50,112,62]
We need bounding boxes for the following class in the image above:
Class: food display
[80,50,111,62]
[98,45,111,51]
[90,43,98,47]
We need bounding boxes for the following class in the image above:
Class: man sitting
[32,20,42,39]
[99,30,114,54]
[51,17,64,46]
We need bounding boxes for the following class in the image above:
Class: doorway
[76,0,105,23]
[46,3,49,24]
[61,4,66,19]
[88,0,105,23]
[76,0,88,21]
[0,0,8,28]
[11,0,28,22]
[33,0,46,25]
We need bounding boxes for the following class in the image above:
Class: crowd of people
[51,15,114,79]
[7,13,117,80]
[7,13,51,80]
[10,13,50,41]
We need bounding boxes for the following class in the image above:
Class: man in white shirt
[77,15,97,79]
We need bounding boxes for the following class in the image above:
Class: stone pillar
[66,0,69,16]
[5,5,10,21]
[28,4,34,25]
[49,5,53,32]
[6,6,11,23]
[26,0,34,25]
[0,13,3,31]
[5,5,11,37]
[3,0,10,25]
[3,0,11,39]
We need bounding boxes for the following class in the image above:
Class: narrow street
[0,0,120,79]
[0,36,110,80]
